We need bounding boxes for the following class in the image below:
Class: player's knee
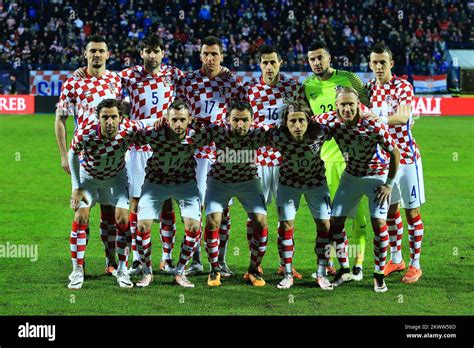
[74,211,88,225]
[280,220,294,231]
[315,219,330,233]
[137,221,150,233]
[405,207,420,219]
[371,218,386,230]
[388,203,400,214]
[252,215,267,230]
[115,211,128,226]
[129,198,139,213]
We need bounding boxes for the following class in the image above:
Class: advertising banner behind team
[413,74,448,93]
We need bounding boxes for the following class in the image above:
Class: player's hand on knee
[70,189,88,211]
[375,184,391,207]
[61,155,71,174]
[73,66,87,78]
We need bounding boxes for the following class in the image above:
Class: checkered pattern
[176,68,246,160]
[245,75,304,167]
[366,75,421,165]
[121,64,183,151]
[58,70,122,126]
[315,112,397,177]
[70,119,146,180]
[267,125,330,189]
[134,125,211,185]
[209,122,270,183]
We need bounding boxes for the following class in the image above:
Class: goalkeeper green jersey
[303,69,369,162]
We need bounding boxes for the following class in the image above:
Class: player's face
[286,112,308,142]
[141,46,163,70]
[168,108,191,138]
[369,52,394,81]
[84,42,109,69]
[307,49,331,76]
[260,52,282,82]
[99,107,122,138]
[200,44,223,72]
[229,109,252,136]
[336,93,360,124]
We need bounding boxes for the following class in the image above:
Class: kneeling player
[67,99,156,289]
[133,99,211,288]
[268,101,333,289]
[315,87,400,292]
[203,101,270,287]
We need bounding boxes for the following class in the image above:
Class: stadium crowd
[0,0,471,74]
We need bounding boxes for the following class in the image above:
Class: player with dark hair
[244,44,304,280]
[203,100,270,287]
[304,40,371,282]
[133,99,212,288]
[176,36,246,277]
[56,34,122,277]
[67,99,157,289]
[366,43,425,284]
[315,87,400,292]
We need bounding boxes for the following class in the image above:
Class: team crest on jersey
[108,82,116,93]
[135,82,144,89]
[385,95,393,103]
[309,142,320,153]
[220,87,231,96]
[163,76,172,86]
[282,92,291,104]
[355,134,368,144]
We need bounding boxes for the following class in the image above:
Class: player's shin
[278,226,294,275]
[204,227,220,271]
[373,223,389,274]
[316,228,330,277]
[129,211,140,262]
[407,214,424,269]
[387,210,403,263]
[136,228,152,274]
[116,223,130,272]
[176,227,202,274]
[70,221,88,270]
[160,210,177,262]
[218,206,231,263]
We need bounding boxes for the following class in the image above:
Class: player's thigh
[102,170,130,210]
[77,174,98,209]
[363,174,390,219]
[398,161,425,209]
[235,178,267,216]
[331,172,364,218]
[276,185,302,221]
[195,157,213,203]
[205,177,233,216]
[173,182,202,221]
[137,181,168,221]
[304,183,332,220]
[127,150,152,198]
[325,161,346,199]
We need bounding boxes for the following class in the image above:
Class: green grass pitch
[0,114,473,315]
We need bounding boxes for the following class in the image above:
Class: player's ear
[390,59,394,69]
[106,49,110,60]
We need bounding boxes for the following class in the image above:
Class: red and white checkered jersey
[315,112,397,177]
[70,119,148,180]
[209,122,270,183]
[121,64,183,151]
[245,75,304,167]
[267,124,330,189]
[58,70,122,127]
[366,75,420,165]
[176,68,247,160]
[134,125,211,185]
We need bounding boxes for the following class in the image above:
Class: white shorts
[125,150,153,198]
[77,169,129,210]
[205,177,267,216]
[257,165,280,204]
[138,180,201,221]
[390,159,425,209]
[276,184,331,221]
[331,172,389,219]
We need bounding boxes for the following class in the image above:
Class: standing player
[269,101,333,289]
[67,99,156,289]
[203,101,270,287]
[244,45,304,280]
[315,87,400,292]
[73,35,183,276]
[121,35,183,275]
[304,41,370,281]
[55,35,122,276]
[133,99,211,288]
[366,43,425,283]
[176,36,246,276]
